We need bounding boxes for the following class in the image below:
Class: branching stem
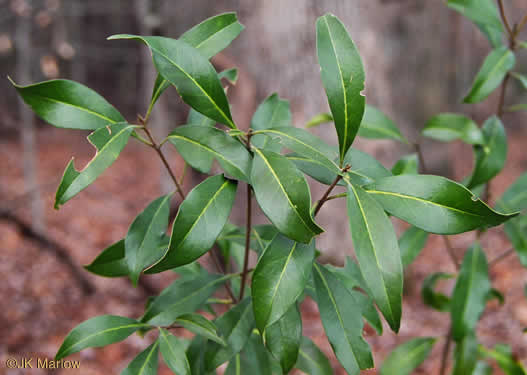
[313,165,351,217]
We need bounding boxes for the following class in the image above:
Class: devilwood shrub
[11,1,527,374]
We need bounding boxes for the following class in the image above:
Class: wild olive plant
[9,2,527,374]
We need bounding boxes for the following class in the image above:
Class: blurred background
[1,0,527,374]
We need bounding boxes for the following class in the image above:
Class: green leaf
[167,125,251,182]
[467,116,507,189]
[251,148,323,243]
[9,78,125,130]
[287,153,339,186]
[295,336,333,375]
[251,93,292,130]
[511,72,527,90]
[251,93,292,152]
[305,112,333,128]
[148,175,237,272]
[506,103,527,112]
[173,313,226,346]
[148,74,172,113]
[219,68,239,85]
[313,263,373,373]
[380,337,436,375]
[364,175,517,234]
[392,154,419,176]
[55,315,150,360]
[125,194,172,286]
[180,12,244,60]
[254,127,341,176]
[158,328,191,375]
[498,172,527,212]
[463,46,515,103]
[421,272,454,311]
[225,333,280,375]
[317,14,366,163]
[148,13,243,109]
[186,336,210,375]
[359,105,407,143]
[188,108,216,127]
[54,123,136,209]
[504,215,527,267]
[84,240,130,277]
[480,344,527,375]
[346,183,403,332]
[121,342,159,375]
[446,0,503,47]
[205,298,255,371]
[340,147,392,186]
[264,303,302,374]
[251,234,315,332]
[422,113,484,144]
[474,361,493,375]
[141,273,228,326]
[451,244,491,341]
[326,259,383,335]
[399,226,429,267]
[109,35,235,128]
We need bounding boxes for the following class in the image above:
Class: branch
[489,247,515,266]
[239,130,253,301]
[442,236,460,270]
[497,0,513,37]
[439,329,453,375]
[313,165,351,217]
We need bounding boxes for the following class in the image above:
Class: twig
[414,143,428,174]
[239,130,253,301]
[442,236,460,270]
[489,247,515,266]
[0,210,95,296]
[313,165,351,217]
[497,0,513,37]
[141,125,186,201]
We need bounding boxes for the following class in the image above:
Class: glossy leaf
[380,337,436,375]
[391,154,418,176]
[451,244,491,341]
[313,263,373,373]
[399,226,429,267]
[10,78,125,130]
[264,303,302,374]
[364,175,517,234]
[480,344,527,375]
[295,336,333,375]
[287,152,338,185]
[340,147,392,187]
[219,68,239,85]
[180,12,244,60]
[346,183,403,332]
[467,116,507,189]
[141,273,227,326]
[252,234,314,332]
[251,93,292,152]
[317,14,365,163]
[55,315,150,360]
[173,313,226,346]
[186,335,209,375]
[125,194,172,286]
[305,112,333,128]
[188,107,216,127]
[121,342,159,375]
[511,72,527,90]
[158,328,191,375]
[109,35,235,128]
[251,148,323,243]
[148,175,237,272]
[499,172,527,212]
[421,272,454,311]
[463,46,515,103]
[446,0,503,47]
[148,73,172,112]
[205,298,255,371]
[225,333,280,375]
[84,240,130,277]
[255,127,341,176]
[326,259,383,335]
[422,113,484,144]
[55,123,136,209]
[359,105,407,143]
[148,13,243,109]
[168,125,251,181]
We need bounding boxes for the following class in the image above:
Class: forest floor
[1,125,527,375]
